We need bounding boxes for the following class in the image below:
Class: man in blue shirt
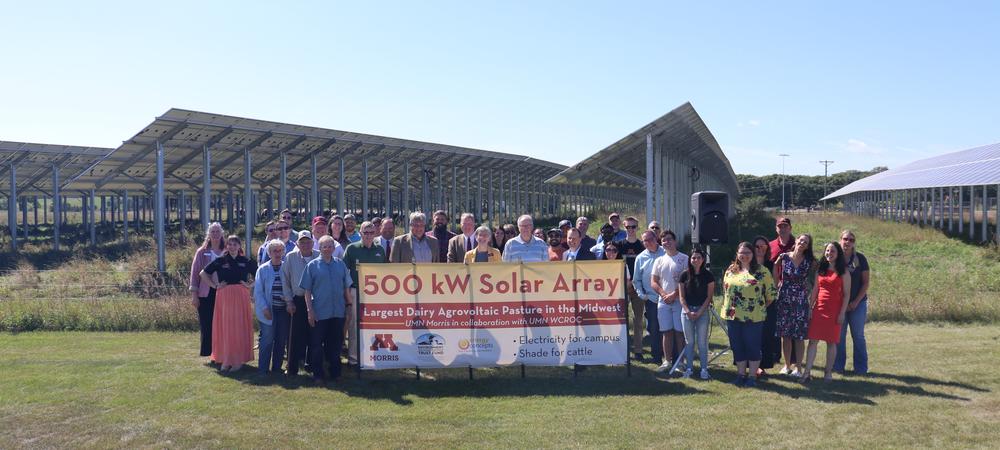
[632,230,666,364]
[301,235,354,384]
[344,214,362,243]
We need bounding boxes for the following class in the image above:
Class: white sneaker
[655,362,671,373]
[700,368,710,380]
[791,367,802,377]
[778,366,790,376]
[682,368,692,378]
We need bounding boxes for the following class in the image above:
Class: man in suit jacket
[375,218,395,261]
[389,212,439,263]
[564,228,597,261]
[447,213,477,263]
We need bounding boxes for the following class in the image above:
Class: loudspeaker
[691,191,729,244]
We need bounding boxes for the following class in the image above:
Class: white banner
[358,260,627,370]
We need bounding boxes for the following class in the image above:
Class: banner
[358,260,627,370]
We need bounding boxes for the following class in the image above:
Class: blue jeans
[681,309,710,370]
[834,299,868,374]
[257,322,275,375]
[727,320,763,363]
[644,299,662,363]
[257,305,290,374]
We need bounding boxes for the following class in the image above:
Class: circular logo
[458,338,471,350]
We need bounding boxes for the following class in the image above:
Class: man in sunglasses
[261,219,297,264]
[616,217,647,360]
[278,209,299,241]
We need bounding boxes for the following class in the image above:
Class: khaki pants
[628,287,645,354]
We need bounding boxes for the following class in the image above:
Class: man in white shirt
[650,229,689,372]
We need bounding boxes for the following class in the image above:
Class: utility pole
[819,160,834,210]
[779,154,790,211]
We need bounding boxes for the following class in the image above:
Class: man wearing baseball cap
[769,217,794,261]
[546,228,566,261]
[557,219,573,249]
[282,230,319,377]
[597,213,627,246]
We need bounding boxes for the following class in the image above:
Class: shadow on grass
[752,369,985,405]
[209,361,707,405]
[205,358,989,407]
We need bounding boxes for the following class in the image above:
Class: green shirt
[721,267,775,323]
[343,241,387,286]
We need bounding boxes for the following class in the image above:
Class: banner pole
[356,284,364,380]
[519,261,526,380]
[356,264,363,380]
[625,291,631,377]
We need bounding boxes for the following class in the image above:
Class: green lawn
[2,324,998,448]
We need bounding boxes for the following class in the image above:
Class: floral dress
[775,254,812,340]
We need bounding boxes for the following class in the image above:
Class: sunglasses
[650,226,661,229]
[276,227,290,231]
[625,225,637,229]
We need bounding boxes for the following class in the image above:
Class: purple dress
[775,254,812,340]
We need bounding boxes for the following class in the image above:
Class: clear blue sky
[1,1,998,176]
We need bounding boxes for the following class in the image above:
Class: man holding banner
[343,221,386,366]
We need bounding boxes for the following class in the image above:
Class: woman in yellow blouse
[464,226,502,263]
[722,241,776,388]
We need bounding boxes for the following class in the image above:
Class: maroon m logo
[370,334,398,351]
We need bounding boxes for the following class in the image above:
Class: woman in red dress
[803,241,851,382]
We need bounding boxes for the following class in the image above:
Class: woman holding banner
[465,226,502,263]
[722,242,775,388]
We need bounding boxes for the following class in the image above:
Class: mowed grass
[784,213,1000,323]
[2,324,999,449]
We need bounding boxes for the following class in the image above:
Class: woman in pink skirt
[200,235,258,372]
[802,241,851,382]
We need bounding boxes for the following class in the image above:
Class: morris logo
[370,334,398,351]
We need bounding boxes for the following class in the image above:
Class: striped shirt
[502,235,549,262]
[271,266,285,308]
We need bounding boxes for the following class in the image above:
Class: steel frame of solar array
[5,109,668,270]
[823,143,1000,243]
[547,102,740,241]
[1,141,115,252]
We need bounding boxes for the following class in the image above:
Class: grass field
[2,324,998,448]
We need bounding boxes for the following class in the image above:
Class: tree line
[736,167,887,209]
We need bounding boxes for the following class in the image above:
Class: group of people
[188,209,870,387]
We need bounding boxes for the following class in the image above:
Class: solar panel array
[0,141,113,194]
[546,102,740,196]
[823,142,1000,200]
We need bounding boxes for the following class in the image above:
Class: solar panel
[823,142,1000,200]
